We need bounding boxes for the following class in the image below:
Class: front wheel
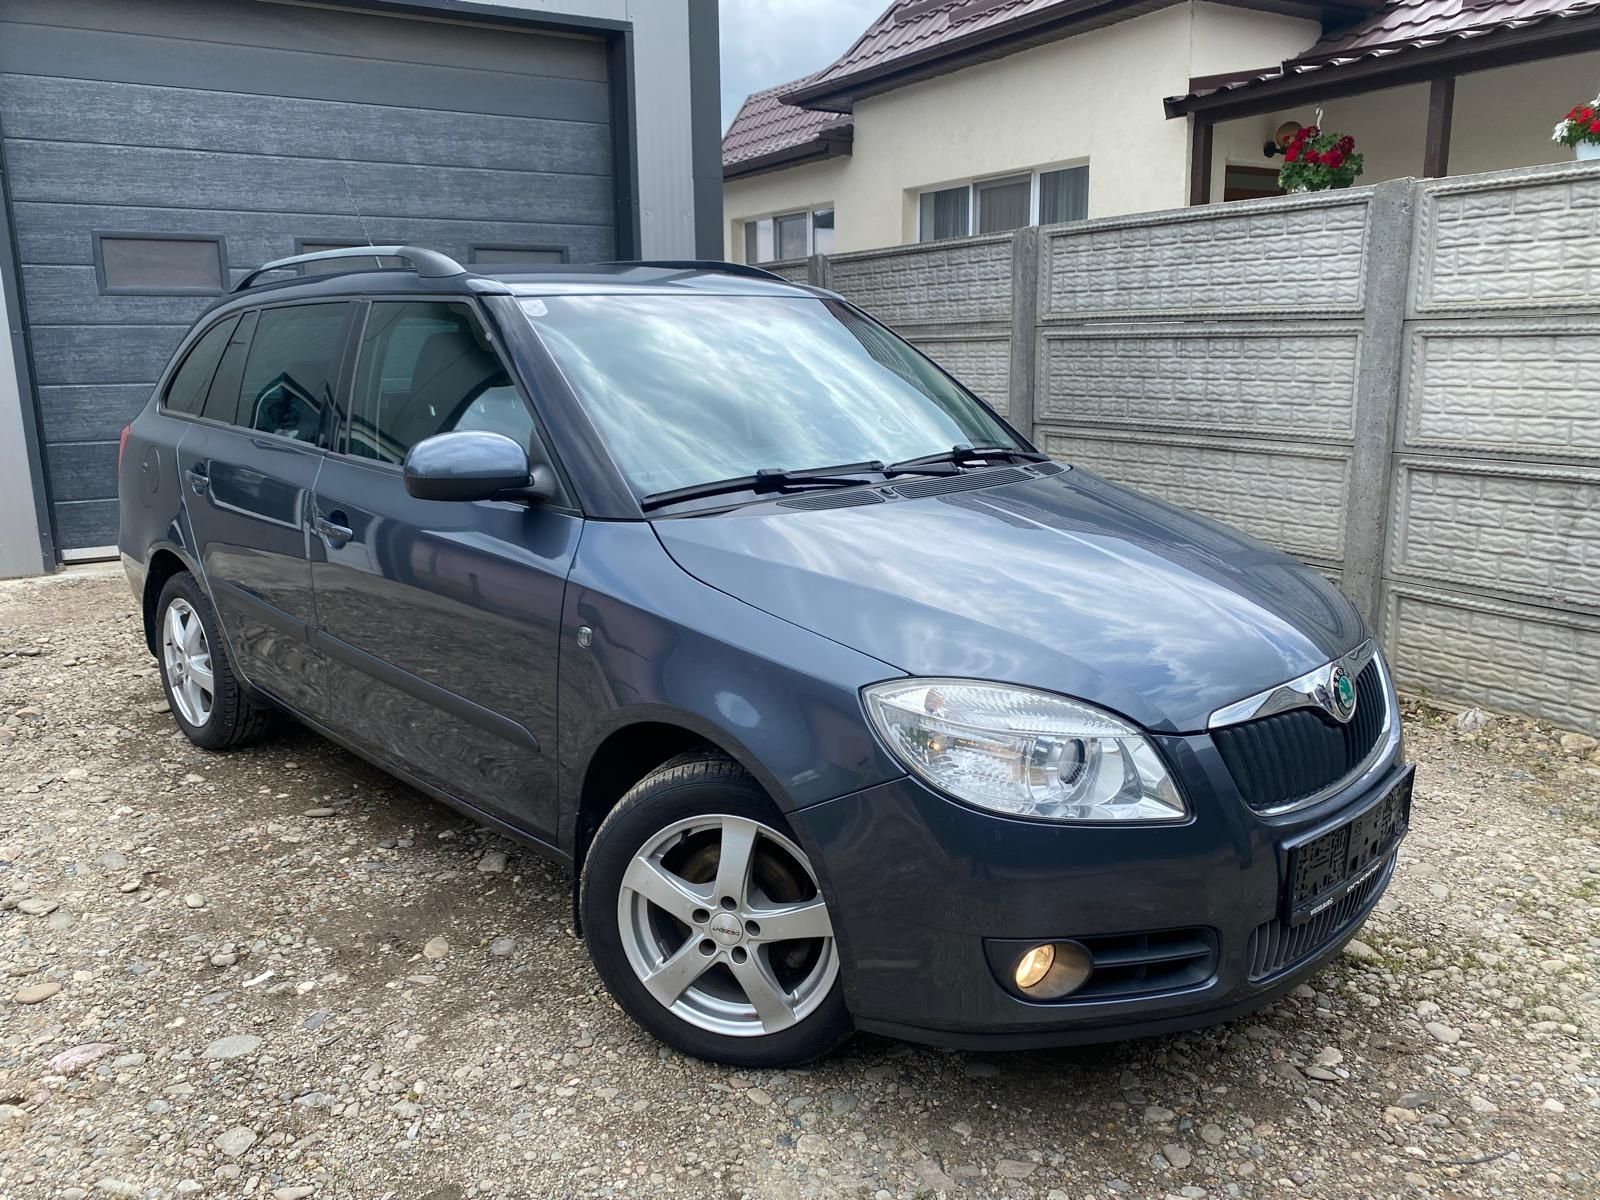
[580,752,851,1066]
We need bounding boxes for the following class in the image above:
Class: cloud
[719,0,883,130]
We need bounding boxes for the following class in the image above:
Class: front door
[176,301,355,716]
[310,299,578,840]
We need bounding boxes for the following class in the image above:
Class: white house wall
[723,2,1330,256]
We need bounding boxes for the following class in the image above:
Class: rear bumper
[790,730,1408,1049]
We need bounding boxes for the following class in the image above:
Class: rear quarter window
[161,315,239,415]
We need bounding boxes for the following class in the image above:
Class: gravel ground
[0,568,1596,1200]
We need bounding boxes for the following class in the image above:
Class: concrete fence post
[1341,178,1415,627]
[808,253,831,290]
[1008,225,1041,442]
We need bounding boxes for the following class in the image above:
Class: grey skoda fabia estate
[118,246,1412,1067]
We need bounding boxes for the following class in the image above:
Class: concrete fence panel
[791,162,1600,732]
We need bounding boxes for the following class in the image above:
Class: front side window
[348,301,531,465]
[162,316,240,415]
[522,295,1018,500]
[238,303,350,442]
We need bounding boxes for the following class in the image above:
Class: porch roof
[1167,0,1600,119]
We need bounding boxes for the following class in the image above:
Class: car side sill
[258,689,571,867]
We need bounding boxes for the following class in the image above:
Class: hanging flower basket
[1553,98,1600,159]
[1277,125,1364,192]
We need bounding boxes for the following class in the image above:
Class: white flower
[1555,120,1573,142]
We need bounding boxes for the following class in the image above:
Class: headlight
[862,679,1186,822]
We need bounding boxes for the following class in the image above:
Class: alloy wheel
[616,814,838,1038]
[162,598,215,727]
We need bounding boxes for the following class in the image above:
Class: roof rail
[234,245,467,292]
[612,259,795,283]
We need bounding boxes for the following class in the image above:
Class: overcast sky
[719,0,882,130]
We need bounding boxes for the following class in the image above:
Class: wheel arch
[566,710,797,931]
[140,543,201,656]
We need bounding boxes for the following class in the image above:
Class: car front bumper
[788,724,1409,1050]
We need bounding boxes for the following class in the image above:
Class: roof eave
[723,133,853,181]
[1167,11,1600,120]
[782,0,1181,113]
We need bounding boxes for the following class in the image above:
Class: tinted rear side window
[238,303,351,443]
[200,310,259,425]
[347,301,530,464]
[162,315,239,415]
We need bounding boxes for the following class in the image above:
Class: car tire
[155,572,274,751]
[581,751,852,1067]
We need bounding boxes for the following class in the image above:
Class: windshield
[519,294,1020,499]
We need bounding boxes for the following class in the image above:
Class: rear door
[310,299,580,839]
[176,300,355,716]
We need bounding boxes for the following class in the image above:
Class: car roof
[205,261,821,316]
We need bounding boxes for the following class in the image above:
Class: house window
[918,187,970,242]
[918,164,1089,241]
[740,208,836,263]
[1039,166,1090,225]
[95,234,226,295]
[976,174,1031,234]
[812,207,836,255]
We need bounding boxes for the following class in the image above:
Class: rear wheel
[581,752,851,1066]
[155,572,273,750]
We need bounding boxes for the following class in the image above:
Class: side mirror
[402,431,554,504]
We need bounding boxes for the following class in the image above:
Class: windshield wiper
[884,445,1050,478]
[640,460,886,512]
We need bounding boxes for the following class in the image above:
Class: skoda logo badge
[1328,664,1357,723]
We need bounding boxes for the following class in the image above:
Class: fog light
[1014,944,1054,989]
[1011,940,1094,1000]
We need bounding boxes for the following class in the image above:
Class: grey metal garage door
[0,0,618,553]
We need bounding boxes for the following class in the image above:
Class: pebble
[17,896,59,916]
[274,1188,316,1200]
[1163,1144,1193,1169]
[302,806,337,818]
[203,1034,262,1060]
[422,936,450,960]
[1425,1021,1462,1045]
[183,893,206,909]
[488,936,516,957]
[478,849,508,873]
[1199,1124,1225,1146]
[14,981,62,1004]
[214,1126,257,1156]
[1342,939,1380,963]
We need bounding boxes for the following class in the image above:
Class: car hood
[651,468,1367,733]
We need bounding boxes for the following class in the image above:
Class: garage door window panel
[347,301,534,466]
[161,316,241,417]
[471,245,568,265]
[95,234,227,295]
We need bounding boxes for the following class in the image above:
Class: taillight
[118,424,132,469]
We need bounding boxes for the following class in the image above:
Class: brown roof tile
[782,0,1166,111]
[722,75,853,178]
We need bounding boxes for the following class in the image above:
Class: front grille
[1245,855,1393,981]
[1213,659,1387,812]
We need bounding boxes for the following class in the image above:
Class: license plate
[1286,765,1413,926]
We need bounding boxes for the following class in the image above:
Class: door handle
[314,511,354,548]
[184,465,209,494]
